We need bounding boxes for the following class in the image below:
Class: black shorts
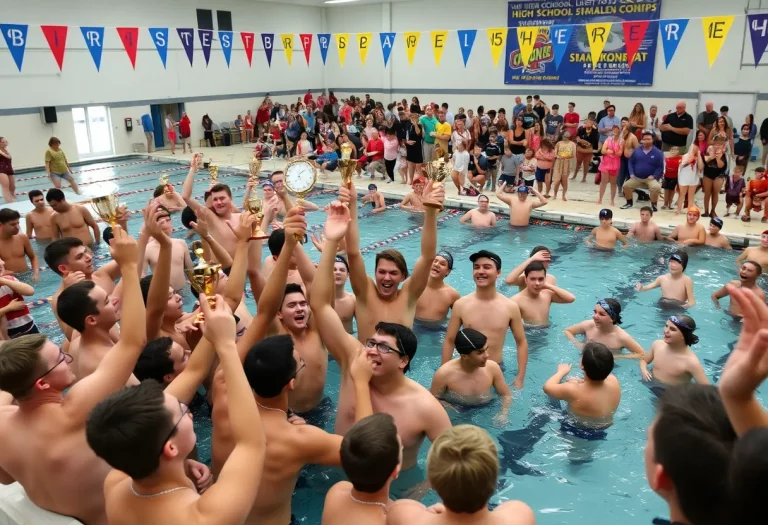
[725,194,741,206]
[662,177,678,190]
[499,174,517,185]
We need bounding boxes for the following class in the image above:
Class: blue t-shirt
[598,115,621,143]
[141,114,153,133]
[317,151,338,164]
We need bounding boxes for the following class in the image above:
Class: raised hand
[323,201,351,242]
[199,294,236,347]
[62,270,86,287]
[531,250,551,264]
[557,363,572,375]
[143,203,170,242]
[283,207,307,246]
[350,349,375,384]
[109,225,138,267]
[189,207,210,238]
[422,181,445,206]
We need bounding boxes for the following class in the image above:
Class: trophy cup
[159,173,172,195]
[249,156,262,182]
[185,241,222,323]
[194,152,204,170]
[284,157,318,242]
[423,149,448,211]
[338,142,356,188]
[208,159,219,182]
[91,194,121,227]
[245,195,270,241]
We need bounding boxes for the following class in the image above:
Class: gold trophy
[194,152,204,170]
[338,142,356,188]
[185,240,222,323]
[208,159,219,182]
[284,157,317,242]
[91,194,121,227]
[423,147,448,211]
[245,195,270,240]
[159,173,172,195]
[249,156,262,182]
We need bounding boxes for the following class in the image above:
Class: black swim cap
[181,206,197,230]
[455,328,487,355]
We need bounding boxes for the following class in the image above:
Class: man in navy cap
[495,183,548,227]
[705,217,732,249]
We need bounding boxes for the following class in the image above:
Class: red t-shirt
[0,276,32,331]
[664,156,682,179]
[304,93,313,105]
[256,107,270,125]
[748,179,768,196]
[270,128,281,141]
[367,139,384,161]
[178,116,191,136]
[564,112,580,129]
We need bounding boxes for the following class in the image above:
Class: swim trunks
[294,396,335,431]
[560,420,608,441]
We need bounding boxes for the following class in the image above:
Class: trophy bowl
[209,160,219,182]
[194,152,204,170]
[91,194,121,226]
[249,156,262,180]
[423,159,448,211]
[159,173,172,195]
[245,196,270,240]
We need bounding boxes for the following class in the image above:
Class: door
[72,106,114,157]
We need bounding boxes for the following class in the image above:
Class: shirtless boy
[636,252,696,308]
[543,342,621,427]
[459,194,497,227]
[24,190,55,240]
[387,425,535,525]
[0,208,39,281]
[153,183,187,212]
[442,250,528,389]
[47,188,101,245]
[430,328,511,426]
[139,205,193,291]
[628,206,663,242]
[361,183,386,214]
[705,217,732,249]
[399,177,426,212]
[640,315,708,385]
[495,183,548,227]
[735,230,768,269]
[511,261,575,326]
[333,255,356,333]
[505,245,557,290]
[564,298,644,359]
[587,208,628,249]
[667,206,706,246]
[415,251,460,324]
[712,261,766,317]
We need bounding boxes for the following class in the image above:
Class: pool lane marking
[13,159,155,183]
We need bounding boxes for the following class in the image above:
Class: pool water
[18,158,759,525]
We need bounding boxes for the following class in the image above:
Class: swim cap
[368,184,377,191]
[436,251,454,270]
[412,176,426,186]
[262,181,275,189]
[599,208,613,219]
[517,185,529,193]
[688,206,700,215]
[669,252,688,270]
[455,328,487,355]
[710,217,723,229]
[181,206,197,230]
[103,226,114,246]
[335,255,349,272]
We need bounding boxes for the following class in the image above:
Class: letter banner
[219,31,233,67]
[403,31,420,67]
[1,24,28,72]
[117,27,139,70]
[79,27,104,72]
[747,14,768,67]
[336,33,349,67]
[379,32,395,67]
[430,30,448,66]
[658,19,687,69]
[41,25,68,71]
[299,33,312,66]
[457,29,476,67]
[177,28,195,66]
[358,32,372,66]
[261,33,274,67]
[199,29,213,66]
[149,28,169,69]
[505,0,661,86]
[622,21,649,70]
[241,32,255,66]
[280,34,294,66]
[317,33,331,64]
[702,16,734,68]
[516,26,539,68]
[486,27,506,67]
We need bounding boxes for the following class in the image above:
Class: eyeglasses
[365,338,405,356]
[35,349,72,382]
[292,357,306,379]
[159,400,190,457]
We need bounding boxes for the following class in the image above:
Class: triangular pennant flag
[335,33,349,67]
[486,28,506,67]
[379,32,395,67]
[280,33,294,66]
[702,16,734,68]
[261,33,274,67]
[79,27,104,71]
[585,22,613,69]
[747,14,768,67]
[549,25,573,71]
[403,32,420,67]
[117,27,139,69]
[148,28,169,68]
[430,30,448,66]
[199,29,213,66]
[516,26,538,68]
[241,32,255,66]
[622,21,649,70]
[40,25,68,71]
[177,28,195,66]
[299,33,312,66]
[358,33,372,66]
[457,29,476,67]
[658,19,688,69]
[0,24,29,72]
[219,31,233,67]
[317,33,331,64]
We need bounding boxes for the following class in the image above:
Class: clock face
[285,161,316,194]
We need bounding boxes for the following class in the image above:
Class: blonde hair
[427,425,498,513]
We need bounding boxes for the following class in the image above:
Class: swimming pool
[18,158,757,525]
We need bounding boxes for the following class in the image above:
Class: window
[72,106,113,157]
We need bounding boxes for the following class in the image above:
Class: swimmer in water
[415,251,460,325]
[627,206,663,242]
[505,245,557,291]
[586,209,628,250]
[459,194,497,227]
[543,342,621,427]
[564,298,645,359]
[360,183,386,214]
[430,328,511,426]
[704,217,732,249]
[635,251,696,308]
[495,183,548,227]
[711,260,766,317]
[511,261,575,326]
[640,315,708,385]
[667,206,706,246]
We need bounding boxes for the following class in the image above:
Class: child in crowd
[586,208,628,250]
[0,257,37,339]
[535,138,555,196]
[467,144,487,191]
[662,146,682,210]
[395,143,408,184]
[520,148,537,187]
[742,167,768,223]
[450,140,470,194]
[640,314,708,386]
[484,130,501,189]
[724,165,746,217]
[636,252,696,308]
[499,144,521,187]
[551,132,576,201]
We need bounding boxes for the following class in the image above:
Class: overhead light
[325,0,360,4]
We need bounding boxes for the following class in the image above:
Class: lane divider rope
[13,159,155,183]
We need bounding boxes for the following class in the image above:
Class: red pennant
[622,21,649,70]
[41,25,68,71]
[241,32,255,66]
[299,33,312,66]
[117,27,139,69]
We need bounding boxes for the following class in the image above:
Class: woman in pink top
[598,124,622,206]
[535,138,556,196]
[529,121,544,151]
[382,128,400,183]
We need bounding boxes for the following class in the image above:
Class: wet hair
[56,281,99,332]
[744,260,763,276]
[524,261,546,276]
[28,189,44,202]
[153,185,166,198]
[672,314,699,346]
[281,283,305,309]
[0,334,48,398]
[0,208,20,224]
[582,342,614,381]
[640,205,653,215]
[268,228,286,256]
[341,413,400,493]
[599,298,622,324]
[375,249,409,278]
[728,427,768,525]
[134,338,175,383]
[209,183,232,197]
[455,328,487,355]
[44,237,85,275]
[530,245,550,257]
[375,322,417,374]
[651,385,735,525]
[243,334,297,398]
[86,380,177,479]
[45,188,65,203]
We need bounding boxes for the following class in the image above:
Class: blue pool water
[17,158,758,525]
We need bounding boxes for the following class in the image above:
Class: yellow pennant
[486,28,507,67]
[336,33,349,67]
[702,16,734,67]
[516,26,539,68]
[280,33,293,66]
[585,22,612,69]
[430,30,448,66]
[404,31,421,66]
[358,33,372,66]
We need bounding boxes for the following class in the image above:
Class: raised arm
[340,185,369,301]
[543,364,574,400]
[530,187,549,209]
[165,336,216,404]
[181,154,202,211]
[293,243,317,292]
[143,206,173,341]
[190,208,233,268]
[495,183,513,205]
[405,185,443,305]
[509,301,528,389]
[544,283,575,304]
[221,213,255,312]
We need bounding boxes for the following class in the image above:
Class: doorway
[72,106,114,157]
[150,102,185,149]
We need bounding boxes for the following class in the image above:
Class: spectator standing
[544,105,564,142]
[598,125,622,206]
[140,113,154,153]
[202,114,215,147]
[382,127,399,183]
[164,113,177,155]
[563,102,580,138]
[697,101,718,136]
[442,103,454,126]
[628,103,648,139]
[648,105,662,149]
[243,110,254,142]
[573,119,599,182]
[304,89,313,106]
[44,138,80,194]
[512,96,526,118]
[597,105,621,146]
[419,105,439,162]
[718,105,733,131]
[178,111,192,154]
[0,137,15,203]
[660,101,693,154]
[596,100,611,124]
